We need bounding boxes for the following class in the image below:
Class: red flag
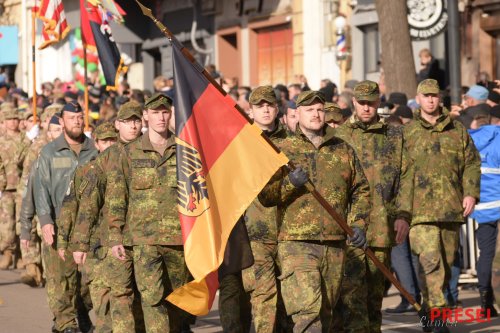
[166,41,288,315]
[80,0,127,90]
[36,0,70,49]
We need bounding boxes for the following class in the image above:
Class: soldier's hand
[347,227,367,249]
[112,245,127,261]
[57,248,66,261]
[41,224,55,245]
[463,196,476,217]
[394,219,409,244]
[20,239,30,250]
[288,167,309,188]
[73,251,87,265]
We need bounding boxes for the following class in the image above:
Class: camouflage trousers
[409,223,460,310]
[0,191,17,252]
[219,272,252,333]
[42,241,92,331]
[20,217,42,265]
[133,244,190,333]
[85,255,112,333]
[242,241,288,333]
[332,247,390,333]
[278,240,345,333]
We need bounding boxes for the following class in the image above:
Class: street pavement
[1,268,499,332]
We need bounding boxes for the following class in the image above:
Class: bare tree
[375,0,417,98]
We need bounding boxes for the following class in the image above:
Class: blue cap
[49,115,61,125]
[287,99,296,109]
[62,102,83,113]
[465,85,489,101]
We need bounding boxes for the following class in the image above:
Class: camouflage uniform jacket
[17,132,49,196]
[34,134,98,227]
[334,116,403,247]
[72,142,126,253]
[57,160,96,250]
[19,166,37,241]
[245,123,287,243]
[395,109,481,225]
[0,131,30,191]
[259,125,371,241]
[108,132,181,246]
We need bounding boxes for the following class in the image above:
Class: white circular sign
[407,0,448,40]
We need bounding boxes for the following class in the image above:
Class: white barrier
[459,218,479,283]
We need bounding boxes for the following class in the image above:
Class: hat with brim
[417,79,440,95]
[296,90,326,107]
[324,102,343,122]
[118,101,143,120]
[249,86,277,105]
[353,80,380,102]
[144,92,172,110]
[94,122,118,140]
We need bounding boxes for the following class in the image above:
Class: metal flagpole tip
[134,0,151,16]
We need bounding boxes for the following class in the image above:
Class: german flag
[166,41,289,315]
[80,0,127,90]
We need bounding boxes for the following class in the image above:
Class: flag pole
[83,43,90,131]
[31,5,37,123]
[135,0,421,313]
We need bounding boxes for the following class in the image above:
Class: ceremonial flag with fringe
[36,0,70,49]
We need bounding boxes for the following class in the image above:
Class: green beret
[324,102,343,123]
[353,80,380,101]
[144,92,172,110]
[94,122,117,140]
[296,90,326,107]
[249,86,277,105]
[417,79,440,95]
[118,101,143,120]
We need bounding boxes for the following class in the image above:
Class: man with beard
[259,90,371,332]
[34,102,98,333]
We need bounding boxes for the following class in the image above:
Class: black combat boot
[77,308,93,333]
[480,290,499,317]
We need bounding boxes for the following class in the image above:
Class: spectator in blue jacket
[469,121,500,317]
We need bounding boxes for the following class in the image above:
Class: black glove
[347,227,367,249]
[288,167,309,188]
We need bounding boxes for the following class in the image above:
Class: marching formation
[0,76,491,333]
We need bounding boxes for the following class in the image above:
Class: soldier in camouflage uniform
[324,102,344,128]
[57,122,117,333]
[17,104,63,287]
[259,90,371,332]
[332,81,407,333]
[241,86,287,333]
[72,102,144,333]
[19,107,64,286]
[34,102,98,333]
[108,93,190,333]
[396,79,481,333]
[0,103,30,269]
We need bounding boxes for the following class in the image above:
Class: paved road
[1,268,499,332]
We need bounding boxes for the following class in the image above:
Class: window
[363,24,380,74]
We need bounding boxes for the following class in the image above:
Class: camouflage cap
[1,103,19,119]
[94,122,117,140]
[296,90,326,107]
[249,85,277,105]
[417,79,440,95]
[144,92,172,110]
[41,103,64,123]
[324,102,343,123]
[353,80,380,101]
[118,101,143,120]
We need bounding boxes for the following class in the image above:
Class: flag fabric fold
[80,0,127,90]
[36,0,70,50]
[166,42,289,315]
